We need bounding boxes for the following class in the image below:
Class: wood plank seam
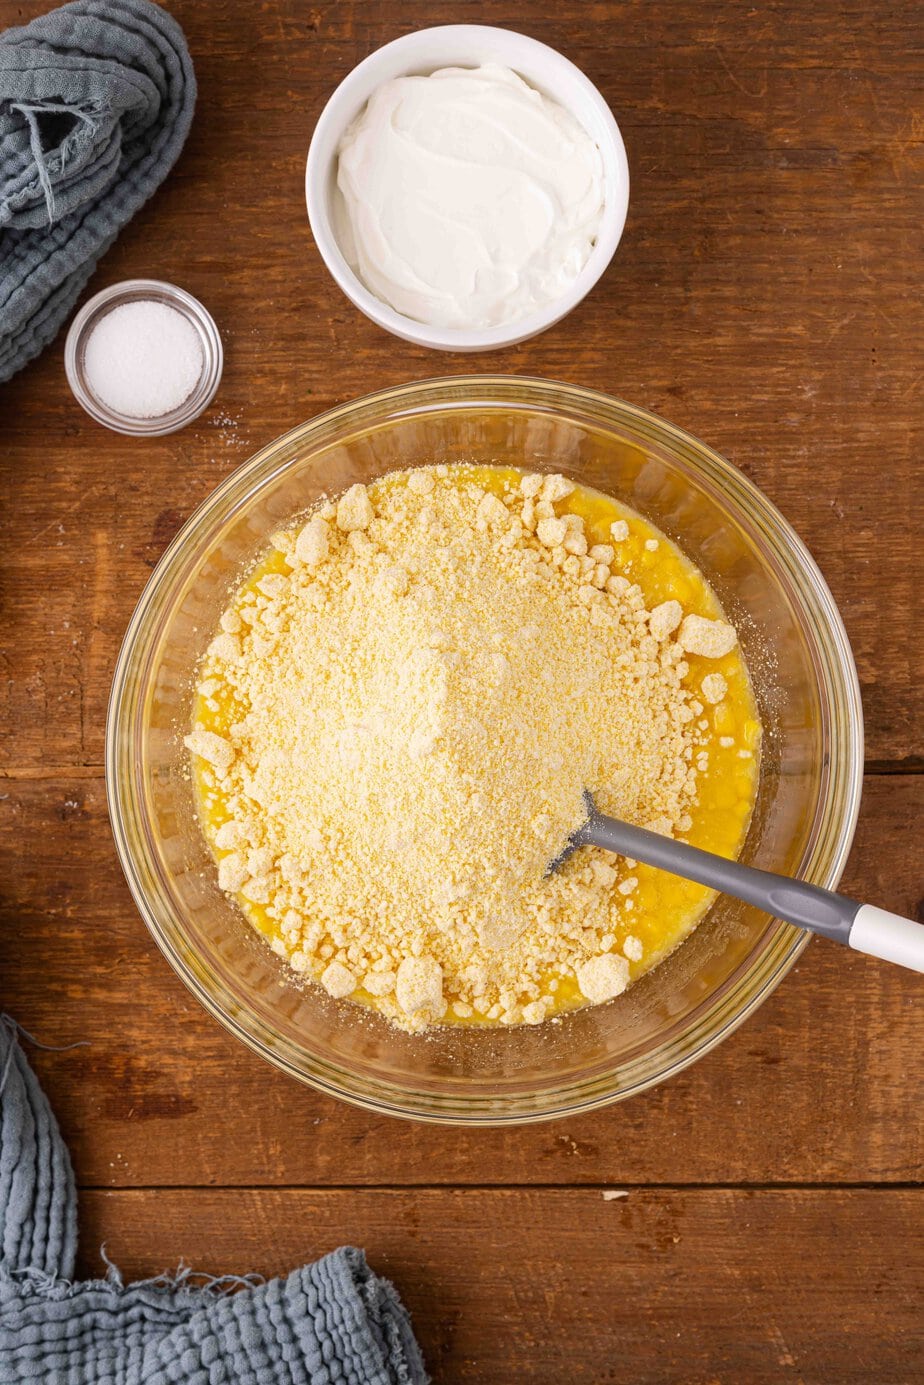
[73,1181,924,1193]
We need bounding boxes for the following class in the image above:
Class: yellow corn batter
[186,465,760,1030]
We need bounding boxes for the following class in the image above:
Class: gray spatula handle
[575,811,924,973]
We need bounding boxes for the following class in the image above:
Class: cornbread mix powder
[186,465,757,1032]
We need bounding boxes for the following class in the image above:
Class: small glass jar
[64,279,223,436]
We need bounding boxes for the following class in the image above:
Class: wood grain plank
[74,1187,923,1384]
[1,0,922,768]
[2,775,921,1187]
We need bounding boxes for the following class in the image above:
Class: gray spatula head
[545,790,602,875]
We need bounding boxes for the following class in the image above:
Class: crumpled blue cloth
[0,1022,429,1383]
[0,0,196,382]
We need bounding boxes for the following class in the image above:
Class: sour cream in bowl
[306,27,629,351]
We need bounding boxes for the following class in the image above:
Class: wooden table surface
[2,1,922,1380]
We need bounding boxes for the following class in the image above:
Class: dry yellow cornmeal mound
[186,465,759,1032]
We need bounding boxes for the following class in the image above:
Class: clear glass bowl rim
[106,375,864,1123]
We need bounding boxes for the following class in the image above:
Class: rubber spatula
[549,792,924,973]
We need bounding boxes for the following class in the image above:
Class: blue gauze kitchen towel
[0,0,196,383]
[0,1021,429,1383]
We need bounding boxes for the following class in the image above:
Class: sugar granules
[83,300,203,418]
[186,468,739,1031]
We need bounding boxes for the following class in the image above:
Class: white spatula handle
[848,904,924,971]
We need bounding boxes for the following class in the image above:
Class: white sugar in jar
[84,301,203,418]
[65,280,223,436]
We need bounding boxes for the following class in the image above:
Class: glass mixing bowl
[107,377,863,1123]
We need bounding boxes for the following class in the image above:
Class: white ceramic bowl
[305,25,630,352]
